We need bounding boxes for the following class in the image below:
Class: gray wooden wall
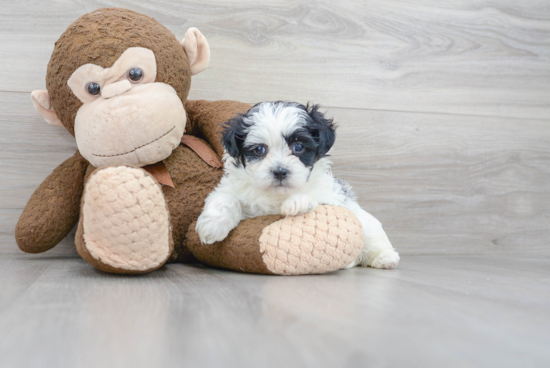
[1,0,549,257]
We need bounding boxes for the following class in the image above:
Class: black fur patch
[221,113,251,167]
[284,128,318,167]
[284,102,337,165]
[303,103,336,159]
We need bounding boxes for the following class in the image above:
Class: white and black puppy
[196,101,400,269]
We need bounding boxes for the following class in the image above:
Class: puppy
[196,101,399,269]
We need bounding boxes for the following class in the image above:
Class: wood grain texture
[327,107,550,255]
[0,0,549,119]
[1,256,549,368]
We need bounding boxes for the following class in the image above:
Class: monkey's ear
[180,27,210,76]
[30,90,63,127]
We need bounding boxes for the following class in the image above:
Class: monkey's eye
[86,82,101,96]
[253,146,267,156]
[127,68,144,82]
[292,142,304,154]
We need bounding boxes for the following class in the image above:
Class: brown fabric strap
[143,161,175,188]
[181,135,223,169]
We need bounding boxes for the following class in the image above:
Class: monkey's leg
[75,166,173,274]
[187,205,364,275]
[185,100,252,156]
[16,151,89,253]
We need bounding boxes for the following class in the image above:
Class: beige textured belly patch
[82,166,171,271]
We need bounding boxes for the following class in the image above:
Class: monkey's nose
[273,168,289,180]
[102,80,132,99]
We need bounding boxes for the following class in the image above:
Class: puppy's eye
[86,82,101,96]
[254,146,267,155]
[128,68,144,82]
[292,142,304,154]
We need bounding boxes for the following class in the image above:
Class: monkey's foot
[76,166,172,274]
[188,205,364,275]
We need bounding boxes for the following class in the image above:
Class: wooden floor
[0,1,549,367]
[0,255,548,367]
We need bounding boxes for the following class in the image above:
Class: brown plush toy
[15,8,364,275]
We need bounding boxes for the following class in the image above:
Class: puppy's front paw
[196,213,235,245]
[281,194,318,216]
[370,249,400,269]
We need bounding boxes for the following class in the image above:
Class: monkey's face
[68,47,186,168]
[32,9,211,168]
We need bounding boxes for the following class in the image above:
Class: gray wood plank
[327,107,550,256]
[0,90,78,256]
[1,255,549,368]
[1,91,548,256]
[0,0,549,119]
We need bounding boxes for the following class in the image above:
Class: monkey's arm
[186,206,365,275]
[185,100,252,157]
[15,151,89,253]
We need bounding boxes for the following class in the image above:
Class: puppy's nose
[273,168,289,180]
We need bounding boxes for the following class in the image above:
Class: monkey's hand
[15,151,89,253]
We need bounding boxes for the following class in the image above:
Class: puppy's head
[222,101,336,193]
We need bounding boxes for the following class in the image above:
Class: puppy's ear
[222,113,248,164]
[306,103,336,158]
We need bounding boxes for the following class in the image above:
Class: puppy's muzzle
[272,168,289,181]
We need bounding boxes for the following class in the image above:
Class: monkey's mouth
[92,126,176,158]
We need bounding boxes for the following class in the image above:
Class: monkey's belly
[77,166,172,273]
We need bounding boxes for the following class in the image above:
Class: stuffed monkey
[15,8,364,275]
